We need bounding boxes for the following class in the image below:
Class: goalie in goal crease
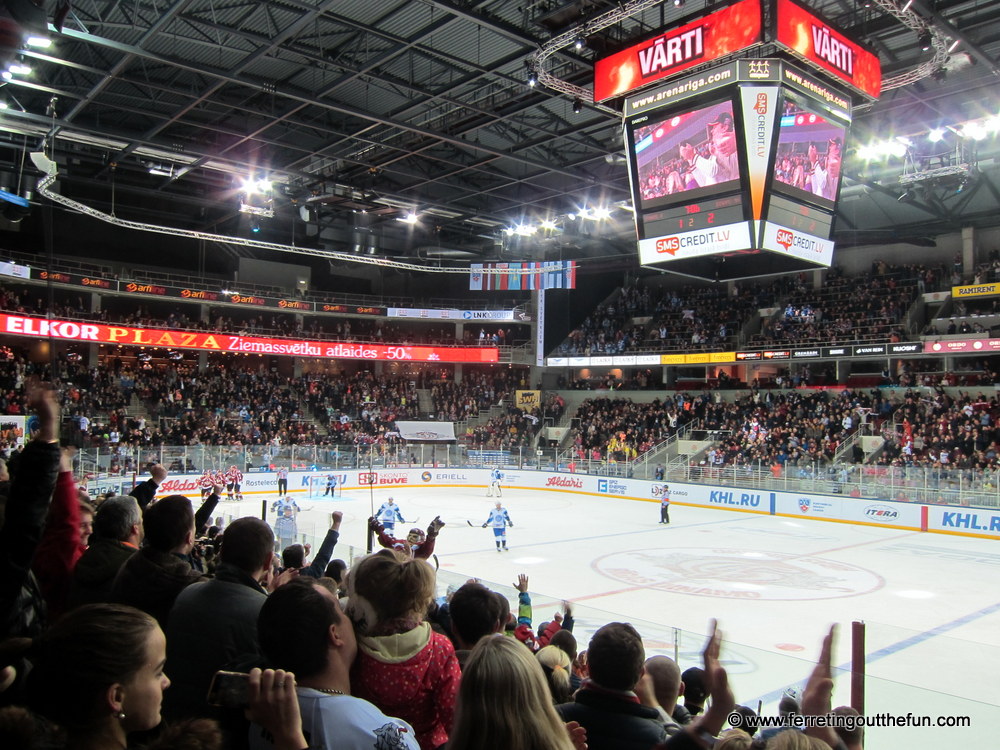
[306,473,345,498]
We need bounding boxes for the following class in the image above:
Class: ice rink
[226,484,1000,746]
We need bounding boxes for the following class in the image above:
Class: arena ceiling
[0,0,999,274]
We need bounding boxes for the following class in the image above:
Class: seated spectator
[71,495,143,607]
[448,635,579,750]
[346,550,461,750]
[555,622,667,750]
[548,628,583,691]
[251,577,419,749]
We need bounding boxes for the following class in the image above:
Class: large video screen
[629,98,742,211]
[772,95,847,210]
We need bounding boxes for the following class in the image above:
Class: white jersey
[377,502,405,524]
[250,688,419,750]
[490,468,503,483]
[485,507,511,528]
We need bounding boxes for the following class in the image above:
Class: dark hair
[93,495,141,541]
[26,604,157,731]
[324,559,347,583]
[731,705,759,737]
[449,582,508,647]
[258,579,340,679]
[548,629,578,662]
[281,544,305,569]
[682,666,707,705]
[587,622,645,691]
[220,517,274,573]
[832,706,862,745]
[142,495,194,552]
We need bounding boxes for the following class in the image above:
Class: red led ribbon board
[593,0,762,102]
[774,0,881,99]
[0,314,499,363]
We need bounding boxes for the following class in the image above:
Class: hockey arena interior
[0,0,999,748]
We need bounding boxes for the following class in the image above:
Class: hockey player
[369,516,445,560]
[225,464,244,502]
[487,467,503,497]
[212,467,227,496]
[274,503,298,553]
[323,473,338,496]
[482,501,513,552]
[198,469,214,501]
[271,495,301,518]
[375,496,406,535]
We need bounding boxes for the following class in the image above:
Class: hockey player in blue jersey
[482,501,513,552]
[487,467,503,497]
[375,496,406,534]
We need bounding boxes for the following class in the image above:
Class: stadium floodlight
[7,63,31,76]
[397,212,419,224]
[592,206,612,220]
[25,36,50,48]
[540,219,558,230]
[928,128,945,142]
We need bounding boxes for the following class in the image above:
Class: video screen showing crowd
[772,98,845,207]
[633,99,740,203]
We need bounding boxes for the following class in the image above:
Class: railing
[78,443,1000,509]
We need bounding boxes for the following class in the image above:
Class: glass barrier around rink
[267,528,994,749]
[78,442,1000,510]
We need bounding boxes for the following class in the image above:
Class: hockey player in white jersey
[487,467,503,497]
[482,501,513,551]
[375,497,406,535]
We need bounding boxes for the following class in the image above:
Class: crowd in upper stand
[0,283,525,348]
[556,262,948,357]
[0,387,862,750]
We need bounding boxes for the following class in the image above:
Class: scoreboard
[624,59,852,281]
[607,0,878,282]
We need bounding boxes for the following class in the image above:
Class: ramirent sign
[0,314,499,363]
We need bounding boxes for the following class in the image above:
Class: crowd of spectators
[0,388,860,750]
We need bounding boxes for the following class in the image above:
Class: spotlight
[918,32,932,52]
[928,128,945,142]
[931,67,946,82]
[572,98,583,114]
[251,219,260,233]
[673,0,685,6]
[574,38,584,51]
[527,72,537,87]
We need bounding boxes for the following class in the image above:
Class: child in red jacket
[347,549,461,750]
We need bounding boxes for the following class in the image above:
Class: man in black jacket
[70,494,143,606]
[556,622,668,750]
[163,516,280,721]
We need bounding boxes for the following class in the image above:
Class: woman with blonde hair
[347,549,460,750]
[449,636,580,750]
[535,644,572,704]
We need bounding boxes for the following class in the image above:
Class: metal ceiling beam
[908,0,1000,77]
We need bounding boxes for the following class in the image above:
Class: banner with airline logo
[740,86,779,221]
[638,222,753,265]
[594,0,763,102]
[774,0,881,100]
[760,222,834,266]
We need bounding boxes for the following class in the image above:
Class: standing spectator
[164,516,283,722]
[71,495,143,607]
[251,578,420,750]
[555,622,667,750]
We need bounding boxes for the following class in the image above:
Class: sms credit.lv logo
[656,237,680,255]
[776,229,794,250]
